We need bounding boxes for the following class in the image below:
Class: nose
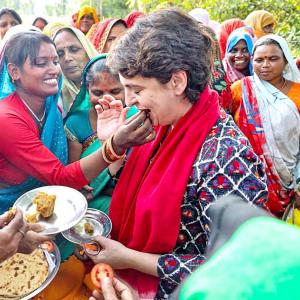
[262,59,270,68]
[64,50,73,62]
[49,62,61,76]
[125,89,137,107]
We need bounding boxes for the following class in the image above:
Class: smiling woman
[0,8,22,39]
[0,31,155,215]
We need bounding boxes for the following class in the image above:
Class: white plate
[14,186,88,235]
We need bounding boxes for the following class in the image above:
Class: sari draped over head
[218,18,245,60]
[42,21,68,38]
[109,86,220,298]
[0,35,67,211]
[223,29,254,84]
[53,26,98,114]
[245,10,276,39]
[124,11,144,28]
[87,19,127,53]
[76,5,99,28]
[238,34,300,216]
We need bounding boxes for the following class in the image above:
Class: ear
[170,70,187,96]
[7,63,21,82]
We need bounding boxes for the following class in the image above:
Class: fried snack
[25,212,40,224]
[6,207,16,224]
[84,222,94,235]
[0,249,48,298]
[33,192,56,218]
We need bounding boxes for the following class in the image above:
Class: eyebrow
[124,84,144,89]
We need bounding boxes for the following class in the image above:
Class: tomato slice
[91,263,114,289]
[40,241,54,253]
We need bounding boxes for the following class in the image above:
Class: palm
[97,106,123,141]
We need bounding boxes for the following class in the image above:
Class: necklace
[20,98,46,127]
[279,78,287,91]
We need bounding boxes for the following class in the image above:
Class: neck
[268,76,286,90]
[16,89,45,118]
[172,97,193,126]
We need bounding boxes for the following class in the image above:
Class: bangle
[107,135,126,159]
[101,136,126,164]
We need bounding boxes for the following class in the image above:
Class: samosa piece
[33,192,56,218]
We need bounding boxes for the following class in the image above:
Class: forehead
[233,39,247,47]
[254,44,283,57]
[54,30,82,48]
[110,23,127,36]
[0,13,17,22]
[90,71,120,87]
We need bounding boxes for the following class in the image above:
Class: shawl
[76,5,99,28]
[110,86,220,297]
[245,10,276,38]
[53,26,98,114]
[87,19,127,53]
[124,11,144,28]
[42,21,68,38]
[223,29,254,84]
[218,18,245,60]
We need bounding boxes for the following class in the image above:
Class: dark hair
[107,9,212,103]
[253,38,286,61]
[4,31,55,68]
[0,8,22,24]
[85,58,119,88]
[32,17,48,26]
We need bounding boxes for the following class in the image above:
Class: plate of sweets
[14,186,88,235]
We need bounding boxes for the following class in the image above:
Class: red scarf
[238,77,290,216]
[109,86,220,297]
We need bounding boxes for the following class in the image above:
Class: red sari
[109,87,220,297]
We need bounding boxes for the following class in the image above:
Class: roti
[0,249,48,299]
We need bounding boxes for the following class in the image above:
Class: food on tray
[84,222,94,235]
[33,192,56,218]
[0,249,48,299]
[24,192,56,224]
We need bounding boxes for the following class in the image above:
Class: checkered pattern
[155,114,268,299]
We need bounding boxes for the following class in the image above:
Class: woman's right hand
[89,277,136,300]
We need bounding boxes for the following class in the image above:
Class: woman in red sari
[86,10,268,300]
[87,19,127,53]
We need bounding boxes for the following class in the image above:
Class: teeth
[43,79,57,85]
[235,60,245,63]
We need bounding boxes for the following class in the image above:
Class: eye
[254,58,263,63]
[69,46,80,53]
[110,88,122,95]
[242,48,249,54]
[107,37,116,43]
[91,90,104,97]
[57,50,64,58]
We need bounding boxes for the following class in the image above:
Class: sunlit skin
[8,42,60,117]
[102,23,127,53]
[79,13,95,34]
[120,73,192,126]
[228,40,251,75]
[253,44,291,92]
[54,30,89,88]
[0,13,20,39]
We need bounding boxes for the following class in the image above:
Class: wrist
[111,135,127,156]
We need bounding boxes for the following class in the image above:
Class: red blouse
[0,93,88,188]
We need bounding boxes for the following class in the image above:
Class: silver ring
[17,229,25,239]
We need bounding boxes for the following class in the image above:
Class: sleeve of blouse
[0,113,88,188]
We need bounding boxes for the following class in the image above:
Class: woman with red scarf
[86,10,268,300]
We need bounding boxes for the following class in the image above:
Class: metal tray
[14,186,88,235]
[21,242,61,300]
[62,208,112,244]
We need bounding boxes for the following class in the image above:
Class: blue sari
[0,48,68,213]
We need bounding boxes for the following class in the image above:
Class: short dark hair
[0,8,22,24]
[253,38,286,60]
[4,31,55,68]
[32,17,48,26]
[85,58,119,88]
[107,9,212,103]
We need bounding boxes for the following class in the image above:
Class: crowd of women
[0,4,300,300]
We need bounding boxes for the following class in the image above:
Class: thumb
[28,223,45,232]
[101,277,118,300]
[119,107,129,125]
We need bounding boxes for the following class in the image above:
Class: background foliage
[1,0,299,56]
